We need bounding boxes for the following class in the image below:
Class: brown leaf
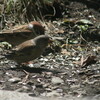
[61,49,71,55]
[74,55,97,67]
[80,55,97,67]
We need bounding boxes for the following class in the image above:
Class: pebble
[51,77,64,84]
[8,77,21,83]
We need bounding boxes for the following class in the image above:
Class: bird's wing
[5,41,37,61]
[0,24,32,34]
[13,41,37,55]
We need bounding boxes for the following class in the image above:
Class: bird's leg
[22,69,30,83]
[19,63,31,83]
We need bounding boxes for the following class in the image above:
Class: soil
[0,0,100,98]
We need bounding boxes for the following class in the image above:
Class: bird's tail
[0,33,6,41]
[4,52,15,60]
[0,51,14,60]
[0,55,5,60]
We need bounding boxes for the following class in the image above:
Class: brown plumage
[0,21,45,46]
[5,35,52,64]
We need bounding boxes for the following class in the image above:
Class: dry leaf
[81,55,97,67]
[74,55,97,67]
[61,49,71,55]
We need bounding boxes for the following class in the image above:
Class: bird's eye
[48,37,53,43]
[28,24,34,29]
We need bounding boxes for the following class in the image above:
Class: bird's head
[34,35,53,48]
[28,21,45,36]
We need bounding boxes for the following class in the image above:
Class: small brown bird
[5,35,53,64]
[0,21,45,46]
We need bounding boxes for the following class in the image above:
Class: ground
[0,0,100,99]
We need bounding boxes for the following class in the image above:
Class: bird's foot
[21,70,30,83]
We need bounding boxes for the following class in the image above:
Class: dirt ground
[0,0,100,98]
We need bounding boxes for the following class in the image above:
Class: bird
[4,35,53,64]
[0,21,45,47]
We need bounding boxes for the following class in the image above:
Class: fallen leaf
[61,49,71,55]
[74,55,97,67]
[81,55,97,67]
